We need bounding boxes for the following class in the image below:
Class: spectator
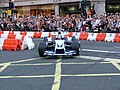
[0,13,120,33]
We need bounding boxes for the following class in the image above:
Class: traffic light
[9,1,14,10]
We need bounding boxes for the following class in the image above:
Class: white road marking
[10,63,54,66]
[0,63,11,72]
[110,61,120,71]
[82,49,120,54]
[1,55,120,66]
[76,55,120,63]
[5,62,110,66]
[61,73,120,77]
[0,73,120,79]
[0,58,40,65]
[115,47,120,49]
[0,75,54,79]
[62,62,110,65]
[52,57,62,90]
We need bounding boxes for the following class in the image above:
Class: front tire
[38,42,46,57]
[71,41,80,56]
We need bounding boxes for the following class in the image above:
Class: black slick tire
[38,42,46,57]
[71,41,80,56]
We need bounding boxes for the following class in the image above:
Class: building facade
[105,0,120,13]
[0,0,109,18]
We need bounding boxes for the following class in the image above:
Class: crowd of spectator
[0,13,120,33]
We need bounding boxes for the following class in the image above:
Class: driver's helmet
[58,31,61,35]
[56,31,62,39]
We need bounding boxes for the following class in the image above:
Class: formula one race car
[38,35,81,57]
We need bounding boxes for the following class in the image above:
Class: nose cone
[55,40,65,49]
[57,43,63,47]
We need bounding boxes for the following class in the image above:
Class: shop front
[59,2,80,16]
[16,6,30,17]
[59,1,92,16]
[106,0,120,13]
[15,4,54,17]
[39,5,54,16]
[30,6,39,16]
[30,4,54,16]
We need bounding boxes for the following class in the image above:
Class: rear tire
[38,42,46,57]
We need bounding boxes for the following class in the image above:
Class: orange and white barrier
[0,34,9,39]
[0,38,5,50]
[49,32,71,38]
[0,31,35,51]
[20,31,27,36]
[105,33,116,42]
[72,32,80,39]
[21,36,35,50]
[79,32,89,40]
[87,33,98,41]
[114,34,120,43]
[1,31,120,45]
[0,31,4,35]
[2,39,22,51]
[0,37,34,51]
[33,32,42,38]
[41,32,50,38]
[96,33,106,41]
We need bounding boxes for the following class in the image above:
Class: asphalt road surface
[0,39,120,90]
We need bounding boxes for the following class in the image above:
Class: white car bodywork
[40,36,81,56]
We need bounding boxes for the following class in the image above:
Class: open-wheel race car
[38,34,81,57]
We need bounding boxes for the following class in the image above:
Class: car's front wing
[43,50,77,56]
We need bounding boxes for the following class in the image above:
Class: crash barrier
[114,34,120,43]
[0,38,4,50]
[21,36,35,50]
[0,31,72,39]
[1,31,120,43]
[0,37,34,51]
[0,31,35,51]
[79,32,89,40]
[2,39,22,51]
[96,33,106,41]
[34,32,42,38]
[105,33,115,42]
[87,33,98,41]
